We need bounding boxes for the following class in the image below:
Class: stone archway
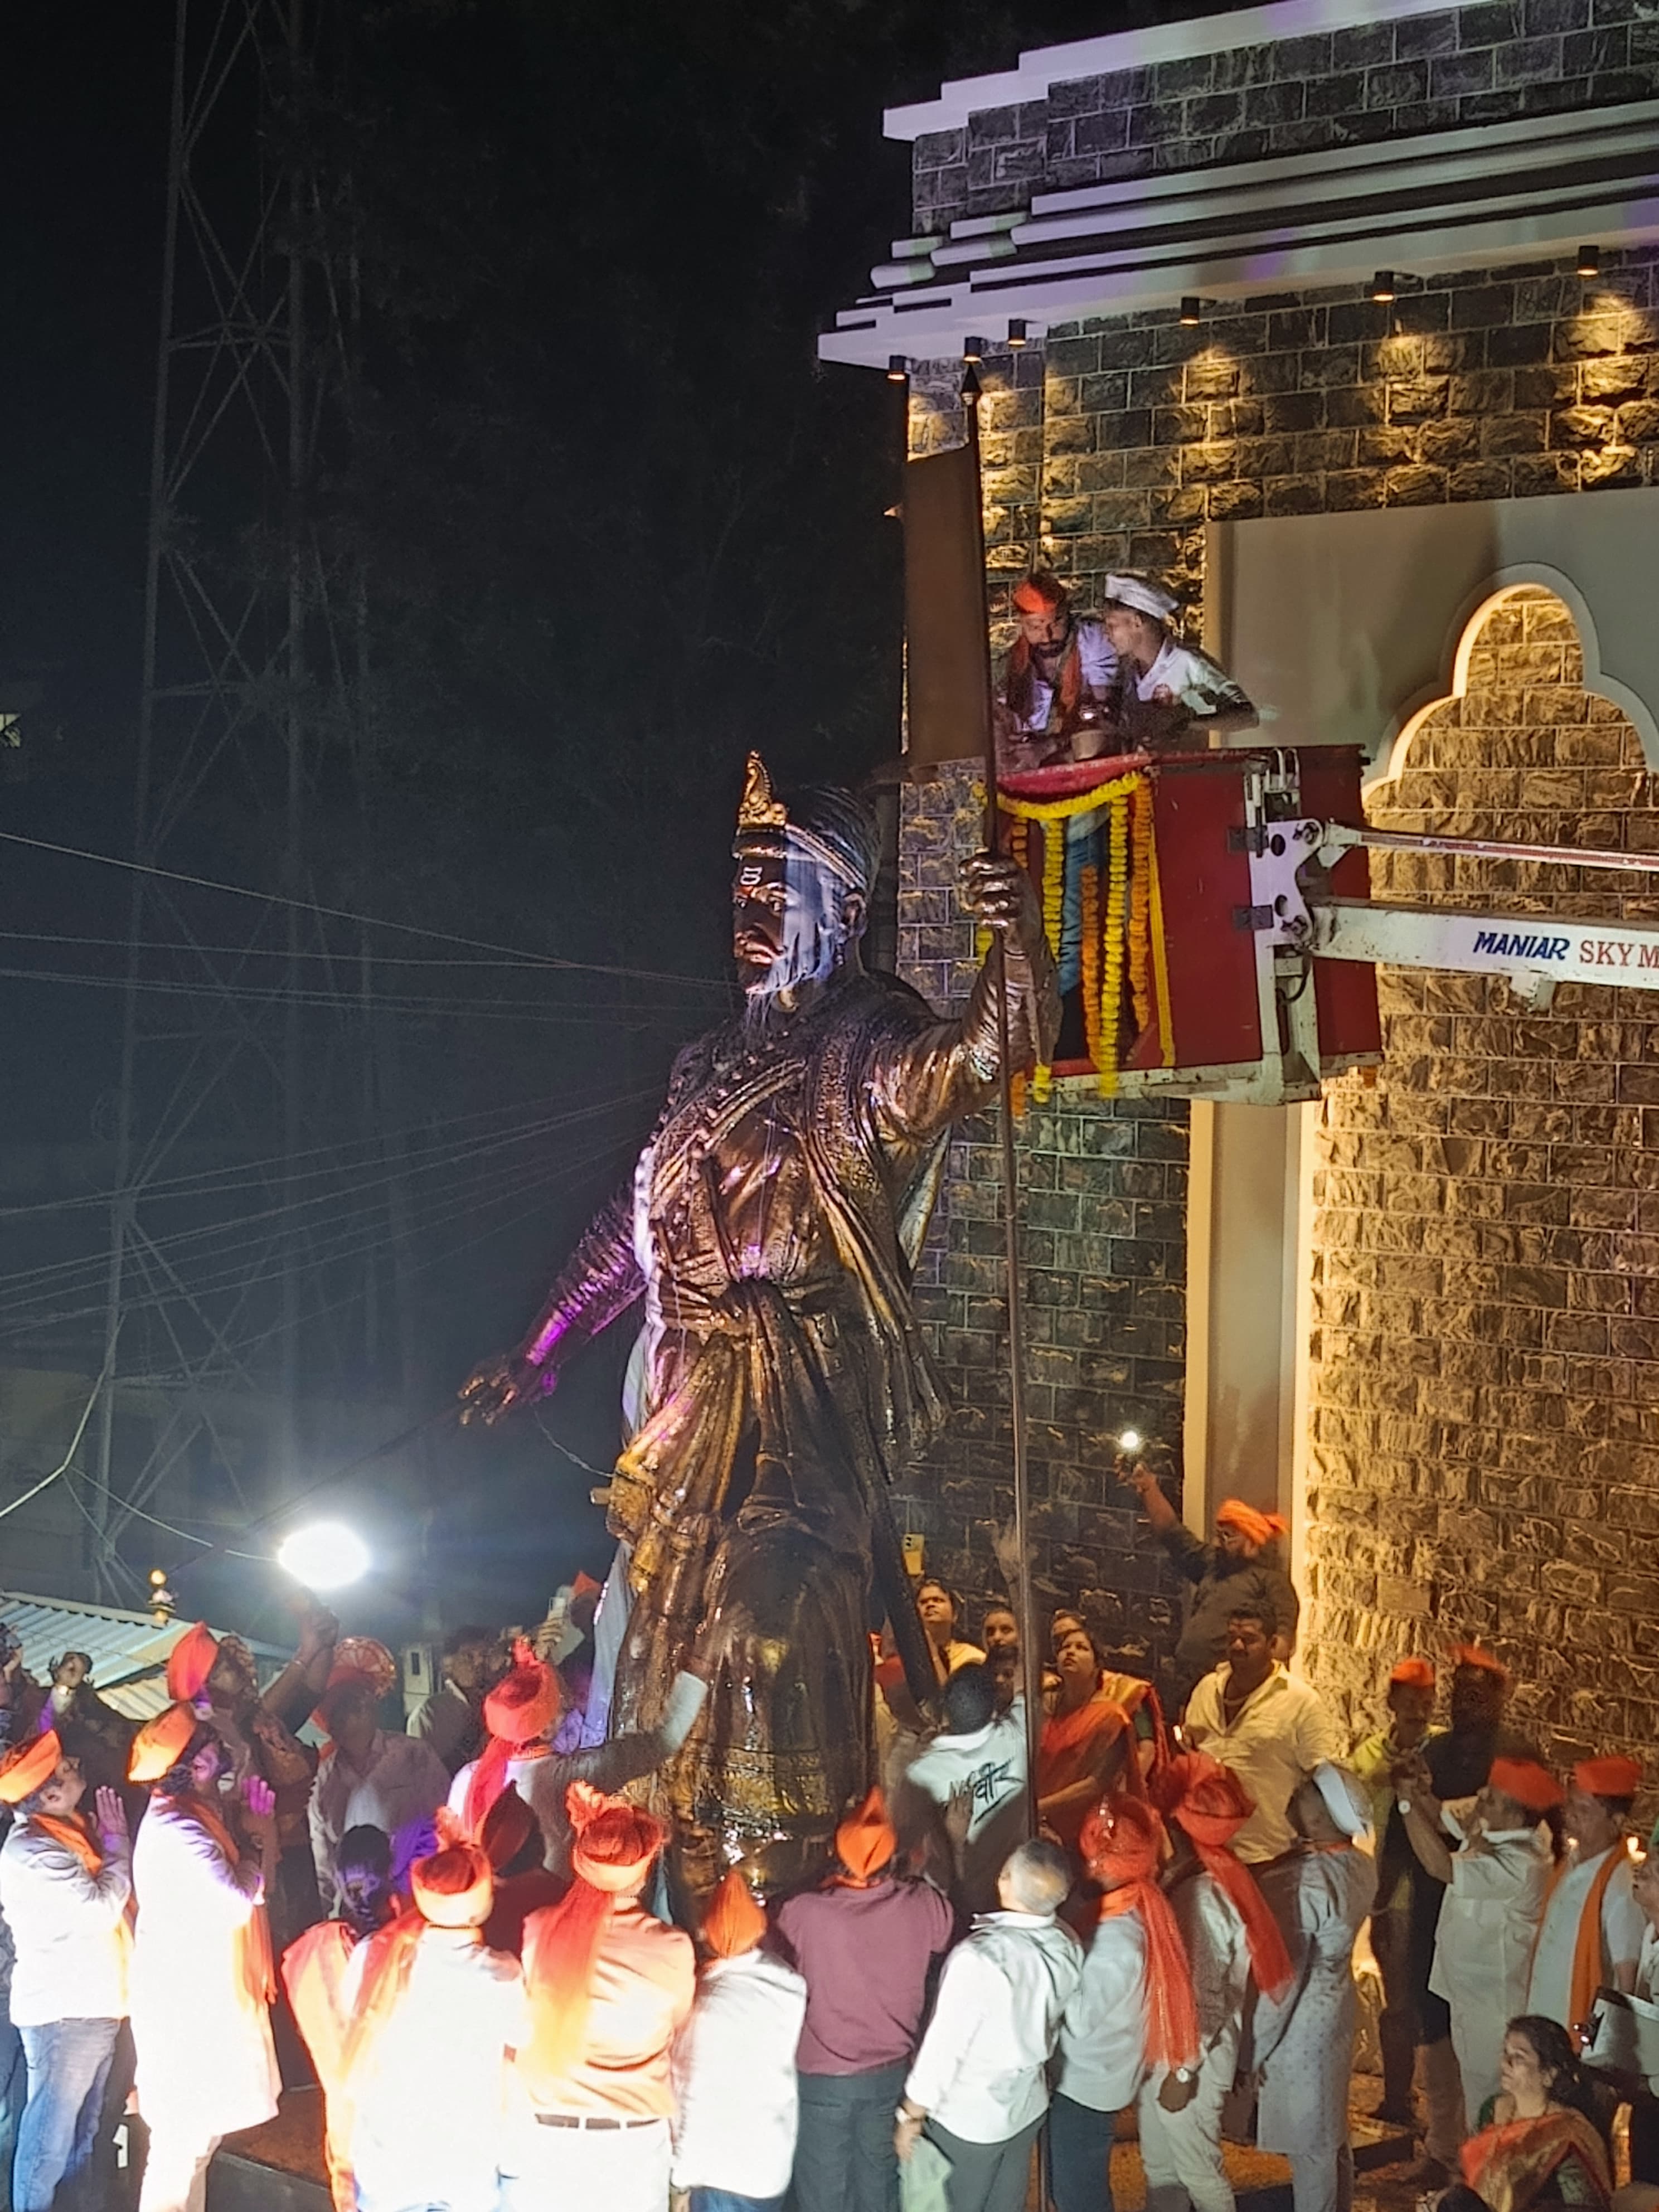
[1303,585,1659,1770]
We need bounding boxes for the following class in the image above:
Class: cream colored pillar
[1183,1098,1317,1605]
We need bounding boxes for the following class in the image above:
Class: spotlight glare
[1118,1427,1144,1456]
[277,1521,370,1591]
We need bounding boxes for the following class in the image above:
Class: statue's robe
[520,953,1056,1894]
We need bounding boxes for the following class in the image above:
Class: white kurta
[1527,1844,1646,2028]
[1429,1817,1552,2127]
[670,1950,808,2196]
[342,1926,526,2212]
[130,1799,280,2140]
[1254,1847,1377,2206]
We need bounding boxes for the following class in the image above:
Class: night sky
[1,0,1244,1644]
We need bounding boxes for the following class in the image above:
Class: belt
[535,2113,663,2131]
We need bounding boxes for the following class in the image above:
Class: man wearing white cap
[1251,1764,1377,2212]
[1100,576,1254,748]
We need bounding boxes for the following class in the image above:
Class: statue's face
[731,846,845,998]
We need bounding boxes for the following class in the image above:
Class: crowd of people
[0,1481,1653,2212]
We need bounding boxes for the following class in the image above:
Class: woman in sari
[1447,2015,1611,2212]
[1037,1629,1140,1855]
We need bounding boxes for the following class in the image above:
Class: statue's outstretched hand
[959,851,1037,936]
[457,1353,548,1427]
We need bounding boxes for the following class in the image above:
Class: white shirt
[343,1926,527,2212]
[1429,1817,1552,2011]
[903,1701,1027,1908]
[1002,620,1118,735]
[904,1911,1081,2144]
[0,1817,132,2026]
[1183,1666,1343,1864]
[1133,637,1252,719]
[671,1951,808,2195]
[1056,1909,1147,2113]
[309,1730,451,1895]
[1526,1842,1645,2025]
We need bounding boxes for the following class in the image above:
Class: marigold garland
[995,769,1173,1098]
[1078,861,1102,1078]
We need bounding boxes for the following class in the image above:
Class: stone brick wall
[895,763,1190,1671]
[1307,586,1659,1769]
[915,0,1659,234]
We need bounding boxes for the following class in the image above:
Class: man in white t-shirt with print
[899,1665,1027,1913]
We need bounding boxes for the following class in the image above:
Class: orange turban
[1079,1798,1198,2074]
[1575,1755,1641,1801]
[411,1840,493,1929]
[166,1621,219,1704]
[1390,1657,1435,1691]
[832,1788,897,1885]
[1154,1753,1292,2000]
[1490,1758,1564,1815]
[129,1701,200,1784]
[1448,1642,1508,1682]
[1012,571,1068,615]
[568,1784,666,1891]
[1215,1500,1287,1549]
[0,1729,61,1806]
[702,1869,767,1959]
[463,1640,561,1837]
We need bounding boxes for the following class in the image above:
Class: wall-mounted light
[1369,270,1397,302]
[1007,318,1029,348]
[963,334,987,363]
[1576,244,1601,279]
[1179,297,1202,326]
[961,362,983,409]
[886,354,908,383]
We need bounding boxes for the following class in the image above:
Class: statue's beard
[743,914,847,1020]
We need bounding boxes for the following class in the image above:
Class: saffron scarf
[28,1811,103,1875]
[173,1791,275,2003]
[1459,2108,1611,2212]
[1531,1842,1626,2049]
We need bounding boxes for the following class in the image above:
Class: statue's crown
[736,751,789,833]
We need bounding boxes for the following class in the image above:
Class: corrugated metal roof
[0,1591,285,1722]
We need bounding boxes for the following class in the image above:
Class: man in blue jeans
[0,1729,133,2212]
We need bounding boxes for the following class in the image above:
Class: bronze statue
[460,755,1058,1894]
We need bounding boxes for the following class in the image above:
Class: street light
[276,1521,370,1592]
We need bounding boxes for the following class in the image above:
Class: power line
[0,827,732,995]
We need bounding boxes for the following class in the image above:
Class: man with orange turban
[1143,1753,1292,2212]
[506,1783,694,2212]
[337,1831,525,2212]
[0,1730,132,2212]
[1350,1656,1442,2129]
[994,572,1117,774]
[775,1789,954,2212]
[1392,1645,1540,2181]
[448,1636,707,1878]
[670,1871,807,2212]
[1118,1460,1299,1711]
[1051,1798,1198,2212]
[1413,1758,1559,2128]
[308,1643,450,1902]
[1526,1753,1645,2036]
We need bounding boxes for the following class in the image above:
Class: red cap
[1448,1642,1509,1683]
[0,1729,61,1805]
[1013,572,1068,615]
[482,1639,560,1748]
[834,1788,898,1883]
[1389,1657,1436,1691]
[1216,1499,1288,1549]
[1574,1754,1642,1801]
[701,1869,767,1958]
[1488,1758,1564,1815]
